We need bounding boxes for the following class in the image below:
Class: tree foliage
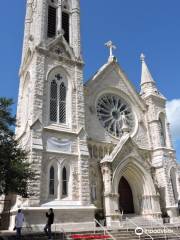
[0,97,34,197]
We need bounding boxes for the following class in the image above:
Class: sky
[0,1,180,160]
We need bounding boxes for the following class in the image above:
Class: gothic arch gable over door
[112,157,161,216]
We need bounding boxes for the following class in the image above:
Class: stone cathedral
[10,0,180,229]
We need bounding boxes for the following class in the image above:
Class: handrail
[164,221,179,231]
[60,227,66,240]
[115,209,123,227]
[126,217,153,240]
[94,218,116,240]
[151,218,180,239]
[54,223,65,240]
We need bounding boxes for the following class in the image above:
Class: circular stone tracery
[96,94,135,138]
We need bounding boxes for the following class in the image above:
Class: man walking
[44,208,54,240]
[15,209,24,240]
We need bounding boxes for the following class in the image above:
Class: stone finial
[140,53,145,62]
[105,40,117,62]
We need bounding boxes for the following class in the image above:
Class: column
[71,0,81,57]
[101,162,119,227]
[57,0,62,34]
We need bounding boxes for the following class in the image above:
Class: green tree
[0,97,34,197]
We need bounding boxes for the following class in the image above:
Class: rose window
[96,94,135,138]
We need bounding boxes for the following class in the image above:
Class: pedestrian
[15,209,24,240]
[44,208,54,240]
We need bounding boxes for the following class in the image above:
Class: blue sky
[0,1,180,160]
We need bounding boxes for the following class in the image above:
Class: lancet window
[170,168,178,203]
[159,114,166,147]
[47,4,57,38]
[62,166,68,197]
[62,0,70,43]
[47,0,70,42]
[49,166,55,195]
[49,74,67,124]
[62,11,69,43]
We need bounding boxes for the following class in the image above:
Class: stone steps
[121,215,162,228]
[0,233,62,240]
[0,231,113,240]
[110,228,180,240]
[1,226,180,240]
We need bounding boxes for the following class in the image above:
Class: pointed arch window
[159,117,166,147]
[90,183,97,203]
[62,11,69,43]
[50,80,58,122]
[90,169,97,203]
[62,167,68,196]
[49,166,55,195]
[59,82,66,123]
[49,77,67,124]
[47,5,57,38]
[170,168,178,203]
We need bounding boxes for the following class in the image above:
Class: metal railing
[126,217,153,240]
[54,223,66,240]
[150,218,180,240]
[114,209,124,227]
[94,218,116,240]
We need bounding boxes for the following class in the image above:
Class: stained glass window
[49,77,67,124]
[96,94,134,138]
[50,80,57,122]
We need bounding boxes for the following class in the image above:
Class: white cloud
[166,99,180,140]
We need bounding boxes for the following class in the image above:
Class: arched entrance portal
[119,177,134,214]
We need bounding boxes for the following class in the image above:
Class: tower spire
[140,53,162,97]
[140,53,155,86]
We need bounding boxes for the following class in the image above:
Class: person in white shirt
[15,209,24,240]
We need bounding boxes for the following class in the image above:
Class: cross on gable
[105,40,117,61]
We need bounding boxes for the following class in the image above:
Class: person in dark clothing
[44,208,54,240]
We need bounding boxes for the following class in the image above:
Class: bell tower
[13,0,95,230]
[20,0,81,61]
[140,54,180,217]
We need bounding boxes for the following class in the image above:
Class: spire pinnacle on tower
[140,53,165,98]
[140,52,155,86]
[105,40,117,62]
[140,53,145,62]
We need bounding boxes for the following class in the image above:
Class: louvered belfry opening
[47,6,57,38]
[62,12,69,43]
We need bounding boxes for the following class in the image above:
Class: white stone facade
[11,0,180,229]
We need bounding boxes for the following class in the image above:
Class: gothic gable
[85,59,145,112]
[84,59,146,143]
[100,134,151,171]
[47,35,75,60]
[37,35,76,61]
